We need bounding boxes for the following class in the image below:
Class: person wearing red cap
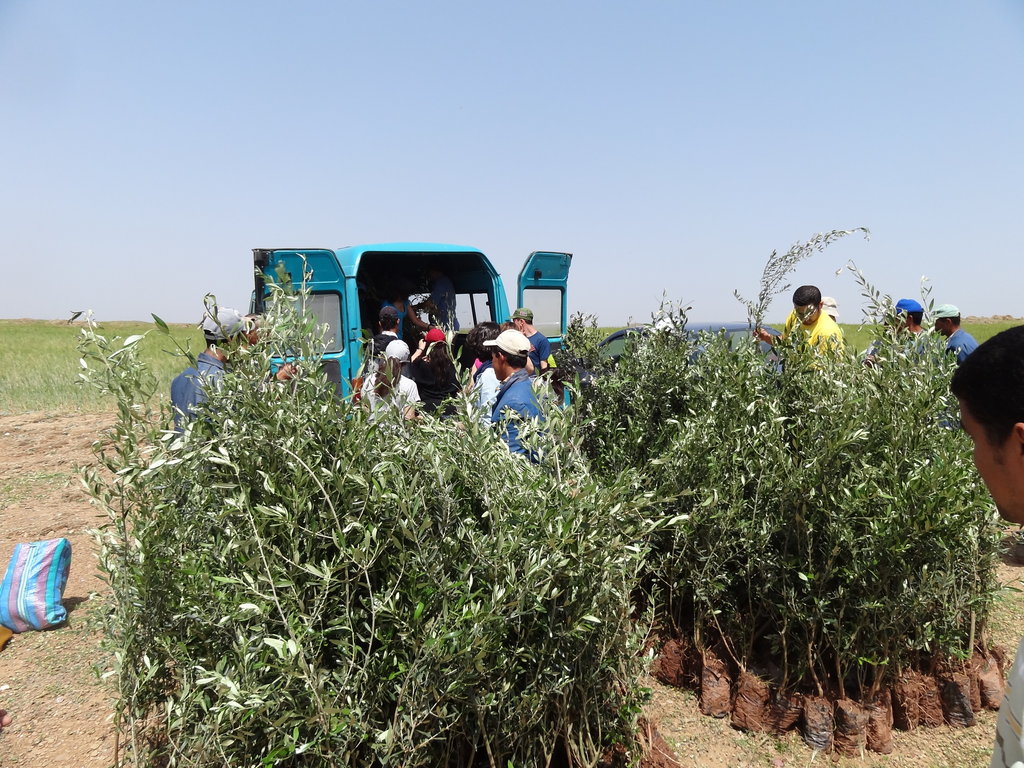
[407,328,461,415]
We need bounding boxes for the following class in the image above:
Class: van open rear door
[516,251,572,349]
[253,248,351,396]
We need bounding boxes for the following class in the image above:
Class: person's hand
[754,327,773,343]
[275,363,297,381]
[1,709,12,732]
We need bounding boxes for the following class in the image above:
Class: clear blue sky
[2,1,1022,325]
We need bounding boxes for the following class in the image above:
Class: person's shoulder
[400,375,419,397]
[173,365,199,380]
[816,313,843,337]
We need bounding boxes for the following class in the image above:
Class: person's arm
[410,338,426,362]
[538,337,552,371]
[407,301,430,331]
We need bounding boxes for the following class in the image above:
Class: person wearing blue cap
[895,298,925,336]
[863,297,927,366]
[933,304,979,365]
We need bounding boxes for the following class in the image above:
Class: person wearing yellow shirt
[755,285,844,352]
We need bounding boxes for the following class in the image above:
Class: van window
[300,292,343,353]
[455,292,493,329]
[520,288,563,337]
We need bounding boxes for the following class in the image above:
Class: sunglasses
[795,304,819,321]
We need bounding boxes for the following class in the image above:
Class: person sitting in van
[360,340,419,420]
[407,328,461,416]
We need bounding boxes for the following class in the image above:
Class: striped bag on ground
[0,538,72,633]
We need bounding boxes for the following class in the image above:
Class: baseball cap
[483,329,531,356]
[511,307,533,322]
[384,339,411,362]
[821,297,839,322]
[895,298,924,314]
[379,305,399,321]
[201,306,247,341]
[932,303,960,319]
[424,328,447,344]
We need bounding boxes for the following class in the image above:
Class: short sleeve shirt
[527,331,552,371]
[782,309,845,352]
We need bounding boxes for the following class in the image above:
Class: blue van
[251,243,572,395]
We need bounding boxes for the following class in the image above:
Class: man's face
[513,317,527,332]
[959,399,1024,524]
[934,317,953,338]
[794,303,820,326]
[491,349,511,381]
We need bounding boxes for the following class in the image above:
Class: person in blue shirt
[511,307,551,374]
[932,304,979,366]
[381,282,429,340]
[170,306,248,430]
[483,328,543,458]
[427,266,459,331]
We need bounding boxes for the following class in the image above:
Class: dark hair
[379,313,399,332]
[951,326,1024,445]
[467,321,500,360]
[792,285,821,307]
[423,338,458,385]
[944,314,962,326]
[374,357,403,400]
[497,350,529,369]
[908,311,924,326]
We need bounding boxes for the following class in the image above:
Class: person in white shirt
[360,340,419,420]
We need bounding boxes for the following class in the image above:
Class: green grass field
[834,321,1012,353]
[0,319,202,414]
[1,318,1019,414]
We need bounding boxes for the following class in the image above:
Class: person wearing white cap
[170,305,250,430]
[360,339,420,420]
[483,329,543,458]
[932,304,979,365]
[821,297,839,323]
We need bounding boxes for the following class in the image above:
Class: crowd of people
[169,286,985,460]
[357,304,550,457]
[756,284,980,367]
[170,302,553,460]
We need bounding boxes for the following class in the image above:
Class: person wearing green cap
[933,304,979,365]
[511,307,551,373]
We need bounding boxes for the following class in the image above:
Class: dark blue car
[596,321,780,364]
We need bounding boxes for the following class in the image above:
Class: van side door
[254,248,352,396]
[515,251,572,350]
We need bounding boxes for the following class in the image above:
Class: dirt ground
[0,411,1022,768]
